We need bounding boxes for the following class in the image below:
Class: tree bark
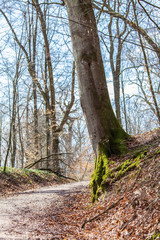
[108,14,122,124]
[11,75,17,168]
[32,11,39,167]
[64,0,128,155]
[64,0,129,201]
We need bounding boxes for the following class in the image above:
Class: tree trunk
[10,88,17,168]
[64,0,128,155]
[108,14,122,124]
[44,54,51,169]
[64,0,129,201]
[33,81,39,167]
[17,99,24,168]
[121,73,128,132]
[25,89,31,166]
[11,57,20,167]
[33,0,60,172]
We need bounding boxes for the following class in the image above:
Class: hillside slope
[0,129,159,239]
[42,128,160,239]
[0,168,66,197]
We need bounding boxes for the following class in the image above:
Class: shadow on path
[10,189,83,196]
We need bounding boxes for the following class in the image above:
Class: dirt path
[0,181,89,240]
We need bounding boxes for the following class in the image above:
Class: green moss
[109,128,129,155]
[132,149,147,159]
[110,161,115,165]
[90,140,110,203]
[0,167,14,174]
[147,232,160,240]
[155,149,160,155]
[90,146,144,203]
[101,158,141,192]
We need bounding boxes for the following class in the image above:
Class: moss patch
[90,144,148,203]
[90,141,110,203]
[109,127,129,155]
[147,232,160,240]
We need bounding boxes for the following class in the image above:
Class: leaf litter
[0,129,159,240]
[39,128,160,240]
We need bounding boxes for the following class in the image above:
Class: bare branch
[57,61,75,132]
[92,1,160,63]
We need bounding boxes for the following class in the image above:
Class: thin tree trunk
[31,8,39,167]
[25,89,31,165]
[44,53,51,169]
[10,59,20,167]
[32,81,39,166]
[33,0,59,172]
[44,5,51,169]
[121,73,128,132]
[10,83,17,168]
[3,121,12,171]
[17,102,24,168]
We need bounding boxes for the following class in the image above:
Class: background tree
[93,0,160,130]
[101,0,130,124]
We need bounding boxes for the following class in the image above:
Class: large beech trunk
[64,0,128,155]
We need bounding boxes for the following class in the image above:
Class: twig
[81,196,124,228]
[120,213,137,230]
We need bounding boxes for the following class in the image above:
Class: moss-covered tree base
[90,141,110,203]
[90,139,148,203]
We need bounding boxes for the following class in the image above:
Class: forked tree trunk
[64,0,128,156]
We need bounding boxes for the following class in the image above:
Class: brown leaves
[37,177,159,240]
[39,129,160,239]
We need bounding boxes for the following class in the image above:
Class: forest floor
[0,167,67,197]
[0,128,159,239]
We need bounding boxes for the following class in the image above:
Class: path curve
[0,181,89,239]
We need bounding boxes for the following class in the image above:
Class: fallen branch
[120,213,137,231]
[25,152,72,169]
[38,168,77,182]
[81,196,124,228]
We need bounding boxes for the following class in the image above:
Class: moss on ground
[90,142,153,203]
